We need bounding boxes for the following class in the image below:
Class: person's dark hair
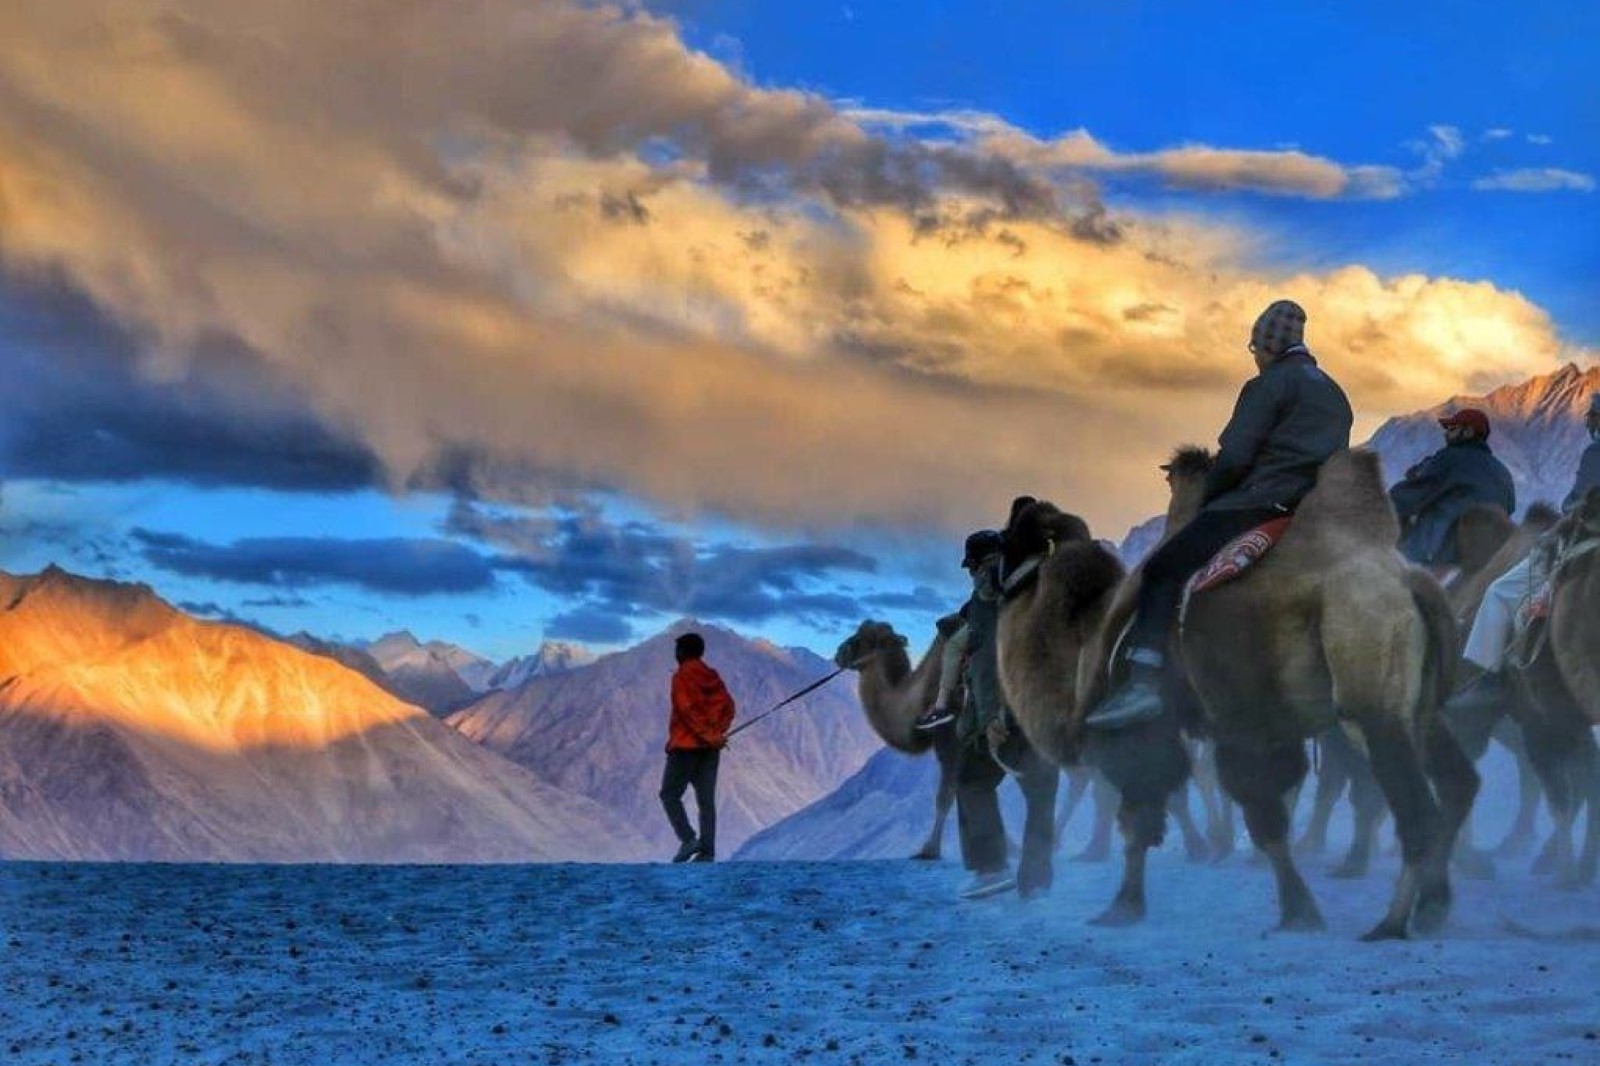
[674,632,706,660]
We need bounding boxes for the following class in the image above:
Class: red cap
[1438,408,1491,437]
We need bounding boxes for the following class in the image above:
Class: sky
[0,0,1595,659]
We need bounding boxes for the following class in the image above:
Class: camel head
[834,620,909,672]
[1003,499,1092,568]
[1161,446,1214,527]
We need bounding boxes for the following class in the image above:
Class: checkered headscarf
[1250,300,1307,359]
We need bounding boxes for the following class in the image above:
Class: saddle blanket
[1186,517,1294,597]
[1519,533,1600,625]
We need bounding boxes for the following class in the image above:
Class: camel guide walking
[660,632,736,863]
[1390,407,1516,567]
[1086,299,1354,730]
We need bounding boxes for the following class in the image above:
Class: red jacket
[668,658,736,751]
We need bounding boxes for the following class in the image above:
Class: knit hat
[961,529,1003,569]
[1250,300,1307,359]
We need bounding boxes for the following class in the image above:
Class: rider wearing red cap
[1389,407,1516,566]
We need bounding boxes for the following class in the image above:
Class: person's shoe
[671,838,700,863]
[1448,669,1506,713]
[914,706,955,732]
[689,849,716,863]
[1085,665,1163,730]
[959,870,1017,900]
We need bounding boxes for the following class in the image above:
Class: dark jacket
[667,658,736,751]
[1565,441,1600,512]
[1390,440,1516,565]
[1203,348,1354,513]
[956,565,1006,745]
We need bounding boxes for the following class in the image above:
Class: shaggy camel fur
[998,453,1213,926]
[833,622,962,860]
[1300,503,1557,877]
[1082,449,1478,939]
[1508,491,1600,886]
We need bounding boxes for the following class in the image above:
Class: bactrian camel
[836,619,1120,863]
[1078,448,1478,939]
[833,622,962,860]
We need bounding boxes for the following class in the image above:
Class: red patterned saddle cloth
[1186,517,1294,597]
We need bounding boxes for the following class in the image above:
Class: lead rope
[723,663,857,741]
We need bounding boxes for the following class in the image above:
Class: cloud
[1472,168,1595,193]
[0,276,383,491]
[545,605,635,645]
[0,1,1590,540]
[1528,134,1554,145]
[1483,128,1514,141]
[850,109,1405,199]
[132,530,499,595]
[450,499,882,628]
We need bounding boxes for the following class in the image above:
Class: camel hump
[1290,449,1401,548]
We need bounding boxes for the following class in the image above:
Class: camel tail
[1406,570,1458,727]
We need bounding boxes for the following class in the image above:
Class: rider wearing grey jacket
[1087,299,1353,730]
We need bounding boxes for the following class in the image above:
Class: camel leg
[1563,727,1599,887]
[914,760,958,861]
[1016,746,1060,899]
[1053,768,1092,850]
[1331,754,1386,880]
[914,740,960,861]
[1090,800,1158,926]
[1413,720,1480,935]
[1073,772,1117,863]
[1519,718,1581,885]
[1191,742,1235,862]
[1354,716,1441,941]
[1296,732,1348,858]
[1168,783,1210,863]
[1214,740,1323,931]
[1492,720,1543,859]
[1442,698,1500,879]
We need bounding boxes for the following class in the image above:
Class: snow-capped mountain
[1117,515,1167,568]
[447,620,884,857]
[486,641,598,691]
[360,630,492,714]
[0,567,646,862]
[1365,362,1600,511]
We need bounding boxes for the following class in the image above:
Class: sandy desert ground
[1,845,1596,1066]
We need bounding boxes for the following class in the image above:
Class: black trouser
[660,748,720,854]
[955,733,1060,893]
[1127,506,1285,653]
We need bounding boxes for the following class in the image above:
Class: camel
[1297,502,1555,878]
[1507,490,1600,886]
[832,621,962,860]
[996,454,1215,925]
[1077,448,1477,939]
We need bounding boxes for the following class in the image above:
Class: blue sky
[0,1,1595,661]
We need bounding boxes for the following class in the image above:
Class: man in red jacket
[661,631,736,862]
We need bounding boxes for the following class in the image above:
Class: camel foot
[1555,868,1585,892]
[1328,858,1370,880]
[909,847,941,862]
[1071,844,1111,864]
[1183,835,1211,864]
[1452,848,1496,881]
[1274,908,1327,934]
[1411,886,1452,937]
[1359,920,1409,943]
[1208,833,1235,864]
[1088,899,1146,927]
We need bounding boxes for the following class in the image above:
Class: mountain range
[0,567,645,862]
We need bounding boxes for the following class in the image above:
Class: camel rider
[1448,391,1600,719]
[1389,408,1516,567]
[1087,299,1354,730]
[915,498,1038,733]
